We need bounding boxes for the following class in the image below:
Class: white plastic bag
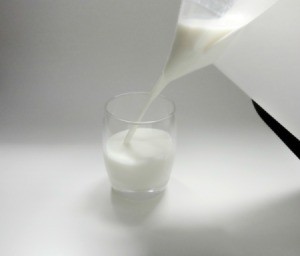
[163,0,280,81]
[179,0,279,27]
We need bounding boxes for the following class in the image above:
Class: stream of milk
[123,0,279,142]
[123,18,242,143]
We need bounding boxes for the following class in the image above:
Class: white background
[1,1,299,255]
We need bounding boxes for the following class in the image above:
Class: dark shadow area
[253,101,299,159]
[140,191,300,256]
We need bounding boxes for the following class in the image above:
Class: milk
[104,128,175,192]
[164,19,240,82]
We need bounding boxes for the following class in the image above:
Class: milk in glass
[104,128,174,192]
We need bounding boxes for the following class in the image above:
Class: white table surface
[1,67,299,256]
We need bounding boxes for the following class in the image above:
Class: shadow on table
[84,178,300,255]
[140,190,300,256]
[84,177,164,226]
[109,189,164,226]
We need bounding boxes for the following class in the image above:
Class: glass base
[111,186,166,200]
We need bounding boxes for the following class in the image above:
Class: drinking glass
[103,92,176,197]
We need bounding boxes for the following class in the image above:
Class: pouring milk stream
[123,0,280,144]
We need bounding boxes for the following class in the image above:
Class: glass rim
[104,91,176,125]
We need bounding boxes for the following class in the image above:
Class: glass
[103,92,176,198]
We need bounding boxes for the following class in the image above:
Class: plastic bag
[163,0,280,81]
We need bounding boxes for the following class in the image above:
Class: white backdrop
[0,0,181,143]
[1,1,300,256]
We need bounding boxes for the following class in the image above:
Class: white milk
[124,18,241,143]
[164,19,240,82]
[104,128,174,192]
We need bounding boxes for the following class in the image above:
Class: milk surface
[104,128,174,191]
